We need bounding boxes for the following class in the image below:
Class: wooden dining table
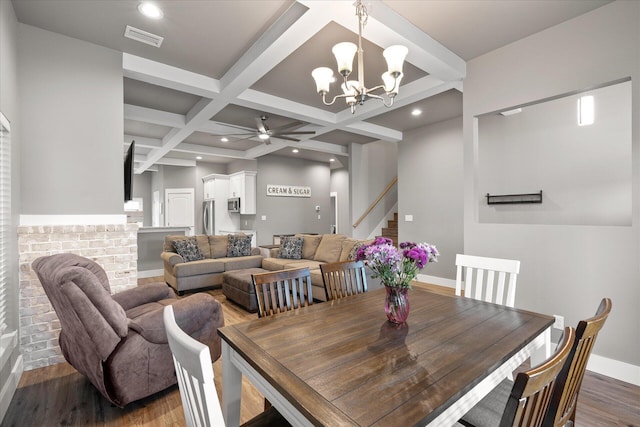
[219,287,553,426]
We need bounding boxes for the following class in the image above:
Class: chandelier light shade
[311,0,408,114]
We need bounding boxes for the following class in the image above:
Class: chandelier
[311,0,408,114]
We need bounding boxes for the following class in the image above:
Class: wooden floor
[3,279,639,426]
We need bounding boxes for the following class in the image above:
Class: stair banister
[353,177,398,229]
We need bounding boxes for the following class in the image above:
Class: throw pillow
[172,238,204,262]
[314,234,346,263]
[348,241,365,260]
[278,236,304,260]
[227,234,252,257]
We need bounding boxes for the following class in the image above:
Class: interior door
[165,188,195,234]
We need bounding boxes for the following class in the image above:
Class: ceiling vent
[124,25,163,48]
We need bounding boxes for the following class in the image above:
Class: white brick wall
[18,223,138,370]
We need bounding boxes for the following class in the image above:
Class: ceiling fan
[227,115,315,145]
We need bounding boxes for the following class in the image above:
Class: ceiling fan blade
[274,135,300,142]
[275,131,315,135]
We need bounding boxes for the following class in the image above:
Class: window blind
[0,112,11,336]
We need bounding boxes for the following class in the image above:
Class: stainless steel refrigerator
[203,200,215,235]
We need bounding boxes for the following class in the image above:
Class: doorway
[330,192,338,234]
[165,188,195,234]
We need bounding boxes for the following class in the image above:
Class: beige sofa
[161,234,262,294]
[261,234,374,301]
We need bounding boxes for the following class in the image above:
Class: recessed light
[292,149,299,153]
[329,158,335,162]
[258,133,270,140]
[411,109,422,116]
[221,137,229,142]
[196,156,202,160]
[138,2,163,19]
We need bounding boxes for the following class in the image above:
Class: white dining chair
[163,305,289,427]
[455,254,521,308]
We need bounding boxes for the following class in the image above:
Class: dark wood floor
[3,280,639,426]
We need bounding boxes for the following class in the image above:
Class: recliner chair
[32,253,224,407]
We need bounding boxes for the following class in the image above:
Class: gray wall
[350,141,398,239]
[132,171,152,226]
[478,80,632,226]
[255,155,331,245]
[0,0,22,418]
[18,24,123,214]
[330,167,350,235]
[398,116,464,280]
[463,1,639,366]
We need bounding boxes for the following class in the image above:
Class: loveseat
[261,234,376,301]
[162,234,262,294]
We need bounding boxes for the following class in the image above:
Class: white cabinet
[229,171,257,214]
[202,173,227,200]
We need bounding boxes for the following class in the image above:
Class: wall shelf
[486,190,543,205]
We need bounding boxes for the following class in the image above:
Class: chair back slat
[320,260,368,301]
[252,268,313,318]
[500,327,575,427]
[545,298,612,427]
[163,305,224,427]
[456,254,521,308]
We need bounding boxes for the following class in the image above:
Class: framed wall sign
[267,184,311,198]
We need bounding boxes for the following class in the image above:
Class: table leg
[222,341,242,427]
[530,327,552,366]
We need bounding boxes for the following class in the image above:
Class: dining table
[218,286,553,426]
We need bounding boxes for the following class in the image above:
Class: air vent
[124,25,163,48]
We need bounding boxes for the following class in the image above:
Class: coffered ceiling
[11,0,611,172]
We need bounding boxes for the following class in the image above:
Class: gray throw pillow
[172,238,204,262]
[279,236,303,259]
[348,242,365,260]
[227,234,252,257]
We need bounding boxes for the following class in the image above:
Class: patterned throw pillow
[348,241,365,260]
[227,234,252,257]
[278,236,303,260]
[172,238,204,262]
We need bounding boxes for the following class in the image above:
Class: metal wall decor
[486,190,543,205]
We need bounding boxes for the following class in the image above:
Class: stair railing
[353,177,398,229]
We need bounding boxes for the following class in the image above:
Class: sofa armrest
[112,282,176,311]
[128,293,222,344]
[161,251,184,268]
[251,247,260,256]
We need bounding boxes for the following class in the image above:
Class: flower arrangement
[355,237,439,289]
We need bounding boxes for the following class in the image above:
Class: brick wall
[18,223,138,370]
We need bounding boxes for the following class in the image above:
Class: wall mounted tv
[124,141,135,201]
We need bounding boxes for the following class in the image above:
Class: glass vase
[384,285,410,324]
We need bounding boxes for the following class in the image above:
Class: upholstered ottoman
[222,268,268,313]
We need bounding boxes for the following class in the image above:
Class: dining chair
[320,260,368,301]
[252,267,313,318]
[458,326,576,427]
[163,305,289,427]
[544,298,612,427]
[455,254,521,308]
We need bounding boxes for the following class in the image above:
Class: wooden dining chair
[544,298,612,427]
[458,326,576,427]
[163,305,289,427]
[252,267,313,318]
[455,254,521,307]
[320,260,368,301]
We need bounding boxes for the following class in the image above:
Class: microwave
[227,197,240,212]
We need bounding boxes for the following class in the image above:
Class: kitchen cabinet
[229,171,257,214]
[202,173,227,200]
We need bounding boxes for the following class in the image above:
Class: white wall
[463,1,640,379]
[18,24,123,215]
[398,116,463,281]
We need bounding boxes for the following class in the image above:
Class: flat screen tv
[124,141,135,201]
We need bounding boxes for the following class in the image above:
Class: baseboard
[587,353,640,386]
[137,269,164,279]
[0,353,23,424]
[417,274,456,289]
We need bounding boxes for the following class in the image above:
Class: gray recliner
[32,253,224,407]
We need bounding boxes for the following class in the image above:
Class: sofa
[32,253,224,407]
[261,234,376,301]
[162,233,262,294]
